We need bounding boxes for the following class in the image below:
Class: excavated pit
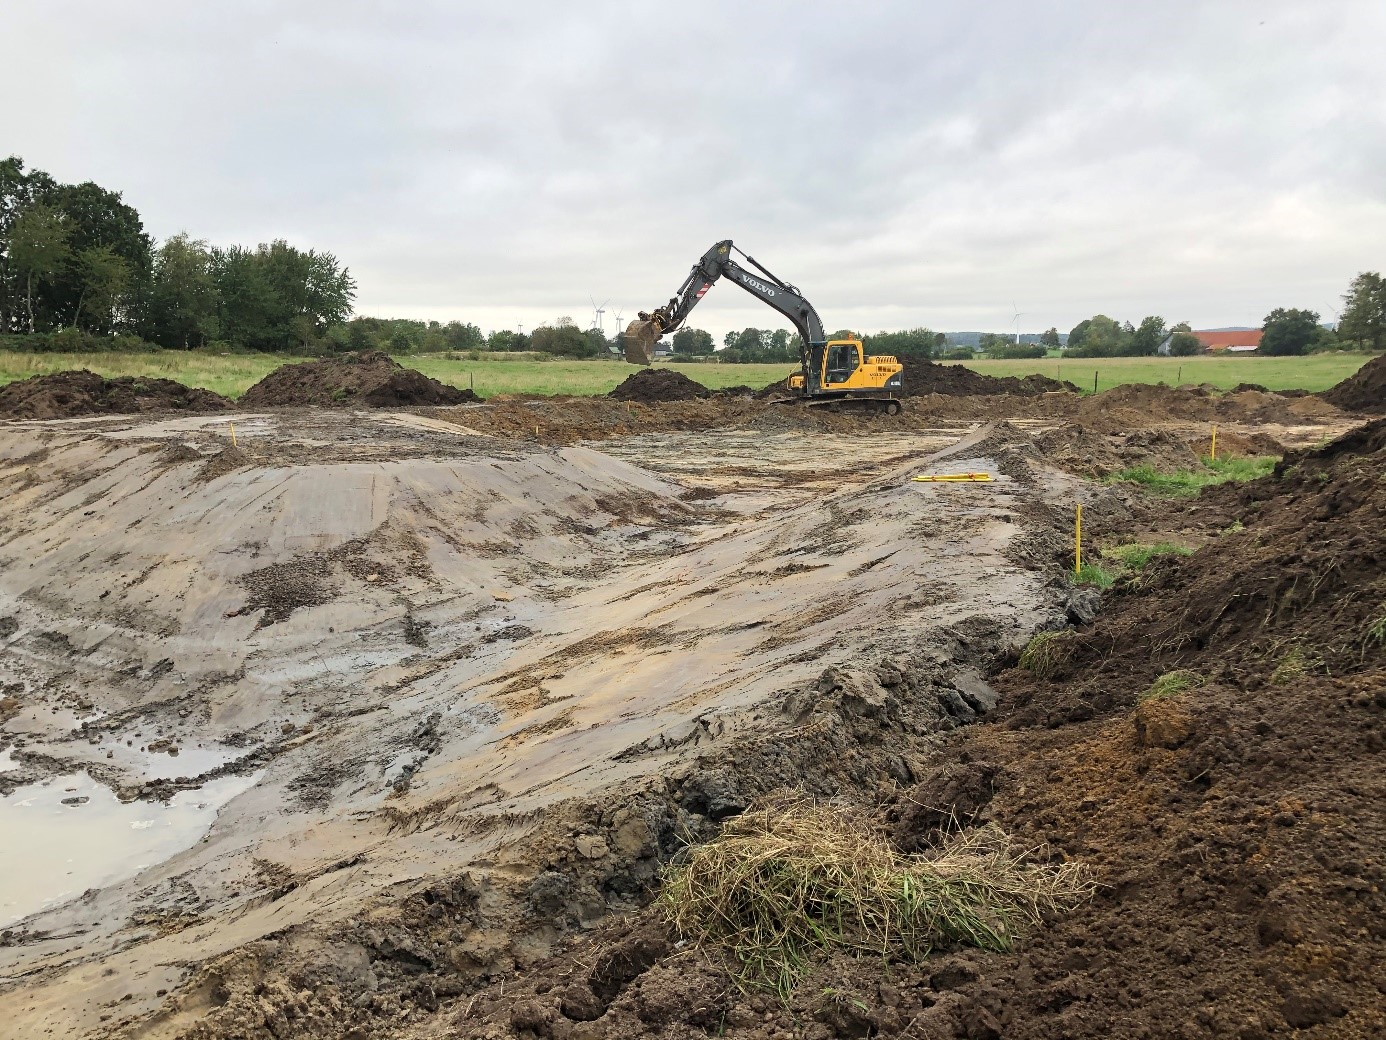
[0,397,1374,1039]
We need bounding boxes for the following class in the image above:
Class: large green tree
[0,157,58,332]
[146,234,218,347]
[531,321,596,357]
[49,180,152,333]
[1260,308,1321,356]
[1040,327,1061,349]
[1339,272,1385,352]
[1128,315,1167,356]
[1065,314,1128,357]
[1167,321,1201,356]
[7,202,69,332]
[210,240,355,350]
[672,327,715,355]
[70,246,131,331]
[981,333,1045,359]
[865,327,935,359]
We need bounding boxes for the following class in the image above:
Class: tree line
[1,156,355,351]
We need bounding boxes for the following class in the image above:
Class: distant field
[0,349,1370,400]
[952,354,1370,394]
[0,351,301,400]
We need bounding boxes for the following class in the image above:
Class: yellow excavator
[623,240,905,414]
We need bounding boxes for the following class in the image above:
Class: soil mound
[608,368,709,403]
[899,356,1077,397]
[1321,353,1386,413]
[238,351,478,408]
[0,369,230,421]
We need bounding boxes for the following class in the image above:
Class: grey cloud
[5,0,1383,341]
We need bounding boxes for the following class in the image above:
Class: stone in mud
[952,670,999,714]
[1064,587,1102,625]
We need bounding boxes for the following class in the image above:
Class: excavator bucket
[622,319,659,366]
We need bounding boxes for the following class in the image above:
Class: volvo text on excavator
[623,240,905,413]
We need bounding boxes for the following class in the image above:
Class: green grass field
[0,349,1370,400]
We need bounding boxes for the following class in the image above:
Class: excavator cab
[823,340,862,385]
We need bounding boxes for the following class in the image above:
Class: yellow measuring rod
[911,472,993,483]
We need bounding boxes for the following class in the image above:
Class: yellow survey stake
[912,473,993,483]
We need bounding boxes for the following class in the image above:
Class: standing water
[0,769,259,928]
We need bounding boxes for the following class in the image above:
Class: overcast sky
[7,1,1384,341]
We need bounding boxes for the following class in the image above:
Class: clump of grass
[1110,456,1277,497]
[656,799,1094,999]
[1072,562,1116,588]
[1141,669,1206,702]
[1269,645,1322,685]
[1104,542,1194,570]
[1362,611,1385,648]
[1017,630,1072,678]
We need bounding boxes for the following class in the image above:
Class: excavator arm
[623,240,826,367]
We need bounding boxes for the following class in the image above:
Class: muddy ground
[0,387,1378,1040]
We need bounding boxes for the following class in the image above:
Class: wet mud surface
[0,395,1378,1039]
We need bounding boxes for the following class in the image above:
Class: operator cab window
[825,344,859,384]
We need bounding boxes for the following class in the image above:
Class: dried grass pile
[657,798,1093,996]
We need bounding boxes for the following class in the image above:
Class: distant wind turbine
[1011,301,1024,344]
[589,295,610,334]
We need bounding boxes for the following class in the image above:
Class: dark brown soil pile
[238,351,478,408]
[608,368,710,403]
[900,419,1386,1040]
[0,370,230,420]
[899,357,1077,397]
[1321,354,1386,413]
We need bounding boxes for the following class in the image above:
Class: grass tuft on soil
[1367,611,1386,647]
[1017,630,1072,678]
[656,799,1093,999]
[1103,542,1194,569]
[1141,669,1206,701]
[1268,644,1322,686]
[1072,562,1117,588]
[1110,455,1276,496]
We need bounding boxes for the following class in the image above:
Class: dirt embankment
[1321,354,1386,413]
[238,350,479,408]
[0,370,230,420]
[362,421,1385,1040]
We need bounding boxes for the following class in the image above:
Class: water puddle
[0,770,259,929]
[5,703,105,735]
[95,739,246,781]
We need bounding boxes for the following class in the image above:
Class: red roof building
[1194,329,1262,352]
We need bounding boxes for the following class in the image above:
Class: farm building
[1195,329,1262,352]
